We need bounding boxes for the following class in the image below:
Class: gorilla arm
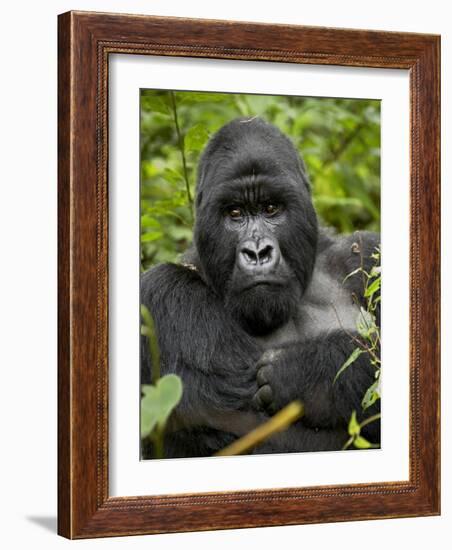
[251,230,381,444]
[253,334,380,443]
[141,263,264,437]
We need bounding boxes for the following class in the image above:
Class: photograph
[139,90,382,460]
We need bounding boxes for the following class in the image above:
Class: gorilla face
[194,118,318,335]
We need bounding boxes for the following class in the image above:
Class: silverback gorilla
[141,117,380,458]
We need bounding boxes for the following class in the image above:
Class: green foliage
[140,305,183,458]
[362,379,381,411]
[333,347,364,385]
[356,306,378,340]
[140,90,380,271]
[348,410,361,437]
[343,410,380,450]
[141,376,183,439]
[140,304,160,382]
[336,248,382,449]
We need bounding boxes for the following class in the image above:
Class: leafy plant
[335,247,381,449]
[343,411,381,450]
[140,305,183,458]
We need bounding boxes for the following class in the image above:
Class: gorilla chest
[255,269,360,348]
[255,319,300,349]
[297,268,360,340]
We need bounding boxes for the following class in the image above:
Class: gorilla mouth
[242,279,286,292]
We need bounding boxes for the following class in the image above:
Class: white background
[0,1,449,548]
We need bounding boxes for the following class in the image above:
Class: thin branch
[357,232,367,294]
[215,401,304,456]
[322,121,366,170]
[169,92,193,216]
[360,412,381,429]
[150,426,165,459]
[141,305,161,383]
[331,302,377,361]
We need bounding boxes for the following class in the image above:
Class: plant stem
[215,401,304,456]
[152,426,165,459]
[169,91,193,216]
[360,413,381,429]
[141,305,161,383]
[323,121,366,169]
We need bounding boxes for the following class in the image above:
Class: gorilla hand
[251,343,336,429]
[252,348,293,414]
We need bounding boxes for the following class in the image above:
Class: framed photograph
[58,11,440,538]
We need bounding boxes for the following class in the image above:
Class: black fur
[141,117,380,458]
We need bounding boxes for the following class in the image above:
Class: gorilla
[141,117,380,458]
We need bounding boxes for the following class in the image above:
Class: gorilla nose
[238,238,280,273]
[242,244,273,265]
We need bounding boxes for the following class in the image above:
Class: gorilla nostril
[258,245,273,264]
[242,248,258,265]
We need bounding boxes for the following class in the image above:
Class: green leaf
[141,375,183,438]
[184,124,210,152]
[141,94,171,116]
[342,266,365,284]
[141,390,158,437]
[141,231,164,243]
[353,435,373,449]
[140,215,161,229]
[362,378,381,410]
[333,348,363,384]
[179,92,230,104]
[364,277,381,298]
[348,411,360,437]
[314,196,363,208]
[167,225,193,241]
[162,168,184,186]
[356,307,377,338]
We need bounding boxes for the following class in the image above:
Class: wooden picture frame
[58,10,440,539]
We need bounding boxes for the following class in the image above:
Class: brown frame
[58,10,440,539]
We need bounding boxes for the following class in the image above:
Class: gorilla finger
[257,384,274,405]
[252,384,274,411]
[257,365,272,387]
[252,392,264,411]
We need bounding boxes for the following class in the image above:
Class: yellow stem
[215,401,304,457]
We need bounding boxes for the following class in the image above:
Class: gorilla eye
[227,206,243,219]
[263,204,279,216]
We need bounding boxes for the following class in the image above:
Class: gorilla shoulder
[297,228,380,340]
[141,262,204,305]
